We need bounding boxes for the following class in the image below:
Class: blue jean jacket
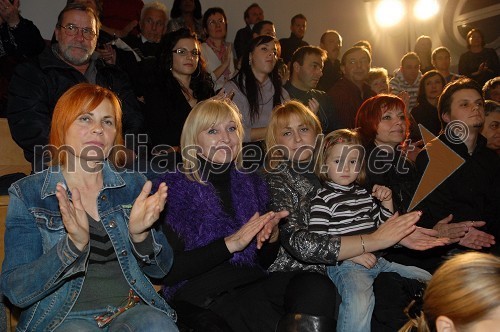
[0,162,176,331]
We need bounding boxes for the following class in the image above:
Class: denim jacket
[0,162,176,331]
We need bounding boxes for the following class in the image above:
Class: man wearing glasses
[7,4,143,172]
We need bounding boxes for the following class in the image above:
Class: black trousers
[174,271,338,332]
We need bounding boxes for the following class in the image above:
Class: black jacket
[7,46,144,171]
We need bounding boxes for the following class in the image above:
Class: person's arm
[6,16,45,57]
[1,185,89,308]
[162,224,232,285]
[267,172,341,264]
[7,61,52,169]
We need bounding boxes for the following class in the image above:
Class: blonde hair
[400,252,500,332]
[264,100,322,171]
[316,129,366,184]
[180,98,243,184]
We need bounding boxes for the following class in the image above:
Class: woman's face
[375,107,406,147]
[275,113,317,162]
[171,38,199,77]
[424,75,444,100]
[65,99,117,163]
[250,41,278,77]
[197,117,240,164]
[370,77,389,94]
[206,12,226,40]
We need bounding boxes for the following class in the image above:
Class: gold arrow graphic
[408,124,465,211]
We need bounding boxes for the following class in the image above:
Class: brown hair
[316,129,366,185]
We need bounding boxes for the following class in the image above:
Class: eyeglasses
[57,24,97,40]
[172,48,200,57]
[208,18,225,26]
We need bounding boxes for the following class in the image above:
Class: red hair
[49,83,124,166]
[355,94,409,146]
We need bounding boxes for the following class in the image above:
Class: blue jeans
[55,304,178,331]
[327,257,431,332]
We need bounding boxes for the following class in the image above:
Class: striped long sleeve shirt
[309,181,392,236]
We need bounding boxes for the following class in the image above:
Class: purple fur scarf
[158,166,269,299]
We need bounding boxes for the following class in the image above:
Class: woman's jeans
[55,304,178,331]
[327,257,431,332]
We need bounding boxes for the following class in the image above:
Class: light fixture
[375,0,405,27]
[414,0,439,20]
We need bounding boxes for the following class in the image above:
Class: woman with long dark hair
[138,28,214,154]
[410,70,446,139]
[223,35,289,166]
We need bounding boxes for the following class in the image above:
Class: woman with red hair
[1,83,178,331]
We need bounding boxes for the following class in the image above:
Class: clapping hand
[55,183,89,252]
[129,181,168,243]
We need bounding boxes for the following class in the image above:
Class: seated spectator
[317,30,343,92]
[167,0,204,41]
[137,28,213,153]
[0,0,45,116]
[279,14,308,65]
[431,46,460,84]
[234,3,264,61]
[328,46,375,129]
[222,35,289,167]
[0,83,177,331]
[201,7,236,91]
[415,78,498,259]
[264,100,439,331]
[390,52,422,110]
[414,35,433,74]
[100,0,143,37]
[459,28,500,87]
[482,100,500,155]
[284,45,338,134]
[122,1,168,58]
[367,67,389,94]
[354,94,454,330]
[310,128,433,332]
[410,70,446,139]
[157,98,337,331]
[252,20,276,38]
[7,4,143,172]
[401,252,500,332]
[483,76,500,102]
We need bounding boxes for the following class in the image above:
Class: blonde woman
[400,252,500,332]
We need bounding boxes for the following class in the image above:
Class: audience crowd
[0,1,499,331]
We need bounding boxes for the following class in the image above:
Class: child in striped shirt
[309,129,431,332]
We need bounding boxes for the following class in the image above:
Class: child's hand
[348,253,377,269]
[372,185,392,202]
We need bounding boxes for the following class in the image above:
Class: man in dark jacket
[284,46,338,134]
[7,4,143,172]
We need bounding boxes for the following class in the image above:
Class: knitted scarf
[158,166,269,299]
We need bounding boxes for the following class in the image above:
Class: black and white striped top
[309,181,392,236]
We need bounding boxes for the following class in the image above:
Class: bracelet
[360,235,366,254]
